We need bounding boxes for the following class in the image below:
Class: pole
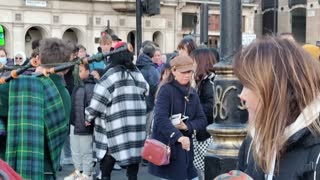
[200,3,208,45]
[273,0,277,34]
[107,20,110,34]
[136,0,142,55]
[204,0,247,179]
[200,4,204,43]
[203,3,208,45]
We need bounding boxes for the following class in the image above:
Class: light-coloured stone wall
[0,0,256,57]
[255,0,320,45]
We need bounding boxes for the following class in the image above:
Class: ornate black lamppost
[204,0,248,179]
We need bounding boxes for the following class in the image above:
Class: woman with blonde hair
[148,55,207,180]
[235,37,320,180]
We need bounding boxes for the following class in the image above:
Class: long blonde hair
[233,36,320,173]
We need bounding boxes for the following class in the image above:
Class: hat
[170,55,195,73]
[14,51,27,66]
[109,42,134,63]
[303,44,320,61]
[111,34,122,41]
[214,170,253,180]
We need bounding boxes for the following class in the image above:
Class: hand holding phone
[181,115,189,122]
[171,113,182,125]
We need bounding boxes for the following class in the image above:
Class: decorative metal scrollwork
[238,94,246,110]
[213,85,237,120]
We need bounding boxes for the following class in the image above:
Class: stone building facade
[0,0,256,58]
[255,0,320,44]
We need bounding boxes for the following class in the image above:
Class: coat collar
[250,95,320,146]
[170,80,197,100]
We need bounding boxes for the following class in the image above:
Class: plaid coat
[5,76,68,180]
[85,66,149,166]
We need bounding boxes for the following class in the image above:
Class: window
[182,13,197,28]
[242,16,246,32]
[209,14,220,31]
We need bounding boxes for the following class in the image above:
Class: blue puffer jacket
[148,80,207,180]
[136,53,160,112]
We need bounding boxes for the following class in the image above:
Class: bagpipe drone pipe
[0,43,133,84]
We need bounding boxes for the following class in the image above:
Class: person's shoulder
[158,83,173,94]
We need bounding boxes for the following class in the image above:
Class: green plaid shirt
[5,76,68,180]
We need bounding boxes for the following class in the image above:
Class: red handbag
[141,138,171,166]
[0,159,23,180]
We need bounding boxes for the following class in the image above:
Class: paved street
[57,164,159,180]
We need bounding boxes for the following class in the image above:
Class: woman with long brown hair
[190,47,217,179]
[177,36,197,56]
[235,37,320,179]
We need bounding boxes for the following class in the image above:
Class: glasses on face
[15,57,23,60]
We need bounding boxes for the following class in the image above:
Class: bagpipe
[0,43,133,84]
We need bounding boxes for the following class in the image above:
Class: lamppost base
[204,154,237,180]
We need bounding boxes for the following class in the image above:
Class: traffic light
[142,0,160,16]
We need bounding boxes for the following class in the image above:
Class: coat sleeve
[85,83,95,107]
[185,93,207,135]
[153,86,183,144]
[85,82,110,122]
[200,79,214,125]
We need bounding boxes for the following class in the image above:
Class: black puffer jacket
[237,128,320,180]
[70,75,95,135]
[196,73,215,141]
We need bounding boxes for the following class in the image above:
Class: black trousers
[100,154,139,180]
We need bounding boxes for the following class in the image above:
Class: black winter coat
[136,53,160,112]
[70,75,95,135]
[196,73,214,141]
[148,80,207,180]
[237,128,320,180]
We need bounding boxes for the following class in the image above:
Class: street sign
[242,33,256,46]
[25,0,47,7]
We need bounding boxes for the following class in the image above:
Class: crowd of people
[0,32,320,180]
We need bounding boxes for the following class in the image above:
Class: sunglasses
[15,57,23,60]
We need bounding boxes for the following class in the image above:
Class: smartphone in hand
[171,113,182,125]
[181,115,189,122]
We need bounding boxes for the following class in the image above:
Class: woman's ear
[171,68,177,77]
[35,55,41,65]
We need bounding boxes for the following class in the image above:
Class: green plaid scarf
[5,76,67,180]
